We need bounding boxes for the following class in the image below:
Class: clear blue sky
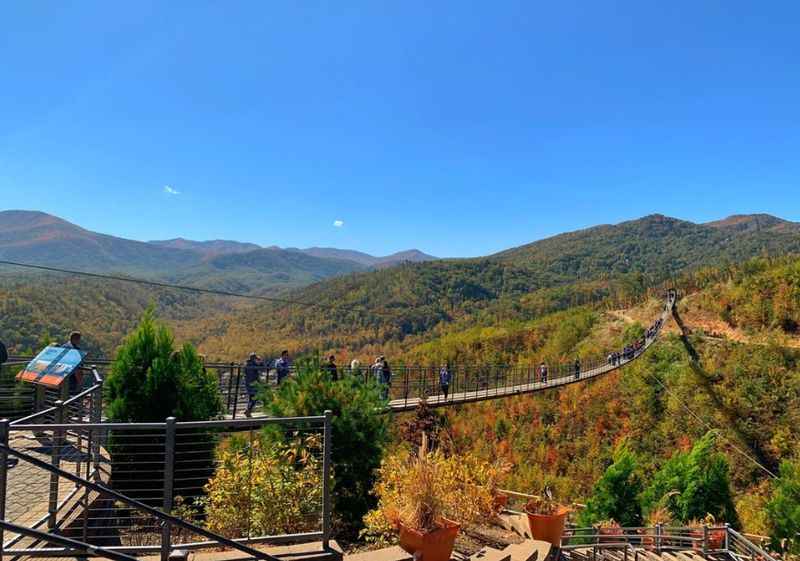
[2,1,799,257]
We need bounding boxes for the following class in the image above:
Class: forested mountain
[164,248,368,295]
[492,214,800,278]
[298,247,437,268]
[0,210,201,274]
[149,238,262,257]
[186,213,800,358]
[0,210,436,294]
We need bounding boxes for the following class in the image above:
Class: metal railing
[561,524,777,561]
[0,412,333,559]
[559,525,778,561]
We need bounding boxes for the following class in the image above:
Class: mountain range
[0,210,436,293]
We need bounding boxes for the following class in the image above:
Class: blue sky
[2,1,799,257]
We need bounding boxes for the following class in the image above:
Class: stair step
[470,546,511,561]
[345,545,412,561]
[502,539,550,561]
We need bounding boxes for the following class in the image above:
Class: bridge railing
[0,412,333,559]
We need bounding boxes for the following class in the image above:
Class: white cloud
[163,185,180,195]
[333,219,344,228]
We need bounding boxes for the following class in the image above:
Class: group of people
[243,350,292,416]
[607,317,664,366]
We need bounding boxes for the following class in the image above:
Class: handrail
[0,442,281,561]
[0,519,140,561]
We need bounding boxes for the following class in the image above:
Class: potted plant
[596,519,624,544]
[524,488,570,547]
[393,434,461,561]
[689,514,725,551]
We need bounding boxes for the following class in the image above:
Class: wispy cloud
[163,185,180,195]
[333,219,344,228]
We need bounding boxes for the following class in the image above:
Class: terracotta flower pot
[691,528,725,550]
[525,506,569,547]
[598,526,624,544]
[493,492,509,512]
[399,517,460,561]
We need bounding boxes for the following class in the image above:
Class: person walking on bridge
[539,362,548,383]
[323,354,338,381]
[574,357,581,380]
[439,362,452,400]
[244,352,263,417]
[275,350,291,385]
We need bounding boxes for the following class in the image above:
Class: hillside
[165,248,368,295]
[185,214,800,358]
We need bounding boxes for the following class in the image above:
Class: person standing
[379,356,392,400]
[243,353,262,417]
[323,354,338,381]
[539,362,548,383]
[574,357,581,380]
[63,331,84,394]
[439,362,452,400]
[350,358,361,379]
[275,350,291,385]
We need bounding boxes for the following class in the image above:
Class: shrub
[766,460,800,555]
[106,307,223,422]
[363,441,501,541]
[640,432,739,527]
[204,434,323,538]
[260,356,390,537]
[578,446,643,527]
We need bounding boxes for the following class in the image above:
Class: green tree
[641,432,739,527]
[578,446,643,527]
[260,356,390,537]
[106,307,222,421]
[766,460,800,555]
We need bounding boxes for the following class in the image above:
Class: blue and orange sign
[17,345,87,388]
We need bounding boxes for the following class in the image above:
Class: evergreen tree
[641,432,739,527]
[106,307,222,421]
[766,460,800,555]
[261,356,390,538]
[578,446,643,527]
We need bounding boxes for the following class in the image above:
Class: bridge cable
[645,372,777,479]
[0,259,378,315]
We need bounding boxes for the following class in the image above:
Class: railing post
[0,418,9,560]
[231,364,241,419]
[48,400,64,529]
[161,417,176,561]
[724,523,730,552]
[225,364,234,413]
[322,410,333,550]
[91,378,103,481]
[702,524,709,555]
[656,523,662,554]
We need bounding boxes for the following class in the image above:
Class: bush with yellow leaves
[362,435,506,542]
[204,434,323,538]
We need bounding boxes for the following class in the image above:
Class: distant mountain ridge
[149,238,262,258]
[0,210,435,294]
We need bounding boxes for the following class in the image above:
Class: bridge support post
[0,419,9,561]
[161,417,177,561]
[48,401,64,529]
[322,410,333,550]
